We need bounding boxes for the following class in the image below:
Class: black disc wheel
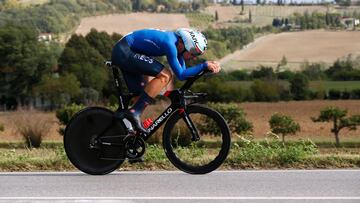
[163,105,231,174]
[64,107,126,175]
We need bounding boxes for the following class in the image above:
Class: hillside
[205,4,332,27]
[75,13,190,36]
[221,30,360,70]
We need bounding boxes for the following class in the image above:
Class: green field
[185,13,215,30]
[310,81,360,91]
[227,80,360,91]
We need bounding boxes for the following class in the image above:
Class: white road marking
[0,169,359,176]
[0,197,360,200]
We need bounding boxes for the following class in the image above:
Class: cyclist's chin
[184,55,195,61]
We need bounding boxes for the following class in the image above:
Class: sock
[130,91,154,116]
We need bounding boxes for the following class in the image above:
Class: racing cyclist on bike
[111,28,221,133]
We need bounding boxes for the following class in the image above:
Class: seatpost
[105,61,127,110]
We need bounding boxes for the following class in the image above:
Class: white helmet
[175,28,207,56]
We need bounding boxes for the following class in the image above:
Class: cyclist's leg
[144,68,172,98]
[111,39,170,131]
[120,71,146,95]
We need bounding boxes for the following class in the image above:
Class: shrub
[191,78,246,102]
[308,90,326,100]
[232,139,318,166]
[250,80,282,102]
[289,73,310,100]
[351,89,360,99]
[56,103,85,135]
[12,110,52,148]
[341,90,351,100]
[251,66,276,80]
[228,70,250,81]
[169,123,192,147]
[205,103,253,135]
[0,123,4,132]
[328,89,341,100]
[277,140,317,165]
[269,113,300,144]
[277,70,295,80]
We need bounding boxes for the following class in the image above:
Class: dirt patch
[0,111,60,142]
[239,100,360,141]
[75,12,190,36]
[1,100,359,142]
[221,30,360,70]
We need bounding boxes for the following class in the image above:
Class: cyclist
[111,28,221,133]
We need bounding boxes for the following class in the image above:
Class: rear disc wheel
[64,107,126,175]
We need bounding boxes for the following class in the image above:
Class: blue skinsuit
[111,29,208,93]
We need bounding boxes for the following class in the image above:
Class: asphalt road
[0,170,359,203]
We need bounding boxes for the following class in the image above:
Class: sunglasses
[186,47,203,57]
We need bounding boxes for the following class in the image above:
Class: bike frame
[108,61,205,141]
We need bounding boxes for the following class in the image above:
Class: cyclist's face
[177,38,199,60]
[183,51,197,60]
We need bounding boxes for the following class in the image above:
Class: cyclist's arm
[166,46,208,81]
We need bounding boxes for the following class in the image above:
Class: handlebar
[180,69,214,91]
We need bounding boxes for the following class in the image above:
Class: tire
[163,105,231,174]
[64,107,126,175]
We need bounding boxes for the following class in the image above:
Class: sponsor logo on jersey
[134,54,154,64]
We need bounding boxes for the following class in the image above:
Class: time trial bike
[64,61,231,175]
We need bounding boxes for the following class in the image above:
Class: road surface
[0,170,359,202]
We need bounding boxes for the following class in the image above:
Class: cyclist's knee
[157,68,172,84]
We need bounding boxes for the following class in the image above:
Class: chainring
[124,136,146,159]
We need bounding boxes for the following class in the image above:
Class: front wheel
[163,105,231,174]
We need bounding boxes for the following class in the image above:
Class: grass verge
[0,141,359,172]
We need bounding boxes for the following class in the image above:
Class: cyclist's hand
[206,61,221,73]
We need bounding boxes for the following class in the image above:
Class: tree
[277,55,288,70]
[249,10,252,23]
[326,58,353,79]
[269,113,300,144]
[206,103,253,136]
[35,73,81,109]
[289,73,309,100]
[251,66,276,80]
[241,0,244,14]
[58,34,108,93]
[0,25,56,107]
[301,62,326,80]
[312,106,360,146]
[85,28,115,59]
[215,10,219,21]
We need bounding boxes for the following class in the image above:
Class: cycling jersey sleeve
[166,45,208,81]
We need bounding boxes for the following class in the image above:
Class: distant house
[355,19,360,26]
[341,17,360,28]
[38,33,52,42]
